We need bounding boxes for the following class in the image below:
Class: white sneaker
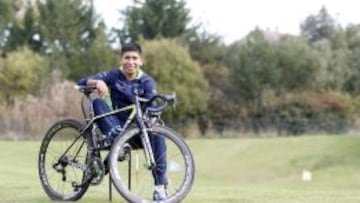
[153,185,167,201]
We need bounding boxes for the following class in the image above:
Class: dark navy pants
[93,98,167,185]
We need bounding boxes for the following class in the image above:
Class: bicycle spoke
[110,126,194,202]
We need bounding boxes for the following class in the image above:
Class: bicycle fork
[134,95,156,170]
[138,121,156,170]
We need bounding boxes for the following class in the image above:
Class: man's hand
[95,80,108,97]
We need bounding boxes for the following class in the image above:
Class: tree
[0,0,21,50]
[1,0,105,78]
[300,6,341,44]
[201,62,235,133]
[115,0,193,43]
[344,24,360,94]
[301,6,350,91]
[311,39,350,90]
[0,0,116,101]
[185,30,237,133]
[344,48,360,94]
[187,30,225,65]
[33,0,113,79]
[226,29,281,104]
[141,39,208,130]
[0,0,11,30]
[3,4,41,52]
[223,29,330,133]
[276,35,324,91]
[35,0,97,53]
[66,22,117,78]
[346,24,360,50]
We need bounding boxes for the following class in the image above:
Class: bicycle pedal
[117,144,132,161]
[97,139,113,149]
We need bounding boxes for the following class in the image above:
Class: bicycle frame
[53,88,159,188]
[78,92,156,169]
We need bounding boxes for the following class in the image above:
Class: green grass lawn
[1,135,360,202]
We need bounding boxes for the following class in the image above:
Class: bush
[268,91,356,135]
[0,46,49,104]
[141,38,208,132]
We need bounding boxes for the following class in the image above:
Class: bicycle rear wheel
[38,119,90,201]
[109,126,195,203]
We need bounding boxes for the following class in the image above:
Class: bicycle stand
[109,175,112,201]
[109,150,132,201]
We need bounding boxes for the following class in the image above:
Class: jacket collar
[119,66,144,80]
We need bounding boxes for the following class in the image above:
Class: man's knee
[93,98,111,115]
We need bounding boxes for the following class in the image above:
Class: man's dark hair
[120,42,142,55]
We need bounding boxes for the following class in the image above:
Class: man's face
[120,51,143,76]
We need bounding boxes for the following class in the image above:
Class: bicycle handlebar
[75,85,176,114]
[75,85,97,95]
[142,92,177,114]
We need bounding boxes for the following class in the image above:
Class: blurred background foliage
[1,0,360,138]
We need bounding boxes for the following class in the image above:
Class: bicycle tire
[38,119,91,201]
[109,126,195,203]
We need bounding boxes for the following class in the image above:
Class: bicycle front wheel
[38,119,90,201]
[109,126,195,203]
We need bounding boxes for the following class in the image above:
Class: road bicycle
[38,85,195,202]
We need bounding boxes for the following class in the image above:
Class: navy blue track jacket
[77,68,157,120]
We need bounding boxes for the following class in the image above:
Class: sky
[93,0,360,44]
